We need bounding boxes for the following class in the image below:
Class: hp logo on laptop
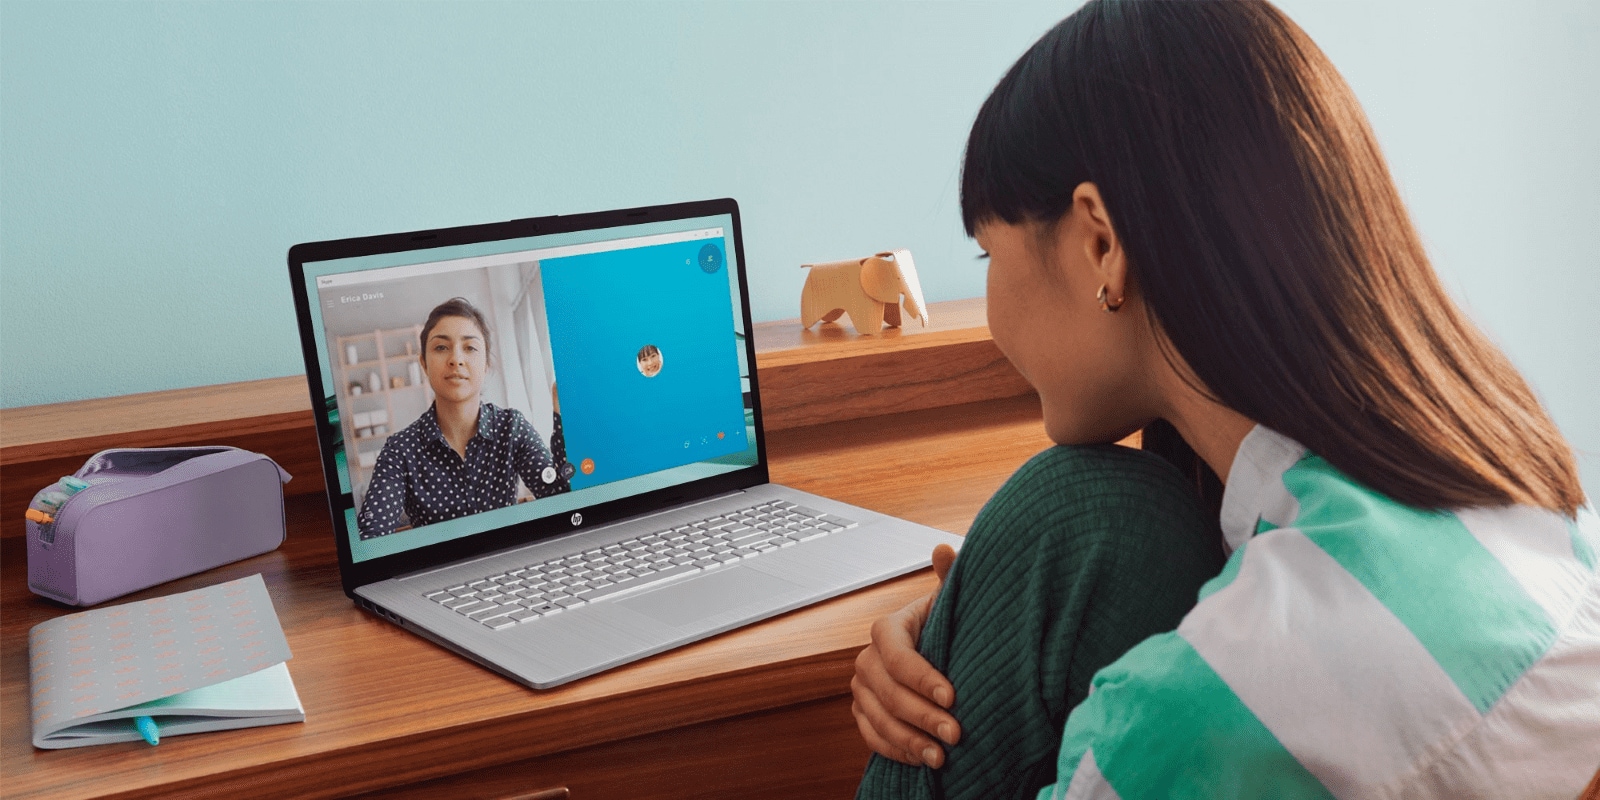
[571,512,583,527]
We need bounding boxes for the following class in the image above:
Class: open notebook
[29,574,302,749]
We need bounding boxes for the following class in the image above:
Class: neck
[1151,365,1256,485]
[1129,311,1257,484]
[434,398,480,455]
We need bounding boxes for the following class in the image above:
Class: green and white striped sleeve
[1038,543,1333,800]
[1040,437,1600,800]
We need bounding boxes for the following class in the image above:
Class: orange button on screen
[580,458,595,475]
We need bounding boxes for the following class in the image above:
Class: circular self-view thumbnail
[637,344,663,377]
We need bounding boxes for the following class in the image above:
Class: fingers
[870,597,957,713]
[852,677,949,768]
[853,697,916,764]
[877,629,958,722]
[931,543,957,583]
[876,599,926,650]
[853,642,960,767]
[850,592,965,769]
[861,612,962,740]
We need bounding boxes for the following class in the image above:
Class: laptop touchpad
[618,567,805,628]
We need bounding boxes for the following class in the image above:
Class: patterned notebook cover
[29,573,294,748]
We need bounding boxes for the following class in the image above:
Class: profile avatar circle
[637,344,663,377]
[698,243,724,274]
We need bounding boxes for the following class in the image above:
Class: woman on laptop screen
[357,297,572,538]
[848,1,1599,798]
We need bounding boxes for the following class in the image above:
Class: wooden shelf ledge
[0,298,1030,537]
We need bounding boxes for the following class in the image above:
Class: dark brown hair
[962,0,1582,514]
[420,297,492,368]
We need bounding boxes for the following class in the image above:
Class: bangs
[959,16,1088,237]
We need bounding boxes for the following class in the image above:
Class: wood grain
[0,298,1024,538]
[758,338,1031,431]
[0,394,1058,799]
[0,376,312,457]
[355,695,870,800]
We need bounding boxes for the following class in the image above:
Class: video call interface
[303,215,757,563]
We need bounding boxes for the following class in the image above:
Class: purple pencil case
[25,446,291,607]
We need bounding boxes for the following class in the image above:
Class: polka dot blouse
[356,402,573,538]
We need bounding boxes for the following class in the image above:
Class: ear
[858,256,902,304]
[1069,182,1128,307]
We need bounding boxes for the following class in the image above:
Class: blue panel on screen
[542,238,748,490]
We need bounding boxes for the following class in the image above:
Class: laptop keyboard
[423,500,857,629]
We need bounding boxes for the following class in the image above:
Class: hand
[551,382,560,415]
[852,543,960,768]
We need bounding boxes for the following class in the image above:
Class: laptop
[287,198,964,689]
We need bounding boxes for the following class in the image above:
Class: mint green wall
[3,1,1596,493]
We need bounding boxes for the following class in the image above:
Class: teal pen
[134,716,159,746]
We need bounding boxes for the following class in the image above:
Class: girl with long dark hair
[849,2,1599,797]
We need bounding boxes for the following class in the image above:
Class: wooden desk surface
[1,394,1059,799]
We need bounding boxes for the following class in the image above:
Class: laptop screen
[296,212,756,563]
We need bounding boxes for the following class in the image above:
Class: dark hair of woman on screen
[848,2,1599,799]
[357,297,572,538]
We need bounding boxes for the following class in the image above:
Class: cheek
[985,268,1022,360]
[996,294,1088,436]
[987,273,1050,382]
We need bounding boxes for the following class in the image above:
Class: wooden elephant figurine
[799,249,929,335]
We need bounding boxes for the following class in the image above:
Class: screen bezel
[287,198,769,595]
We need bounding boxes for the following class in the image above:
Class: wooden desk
[0,300,1069,799]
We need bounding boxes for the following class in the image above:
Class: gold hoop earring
[1096,284,1124,313]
